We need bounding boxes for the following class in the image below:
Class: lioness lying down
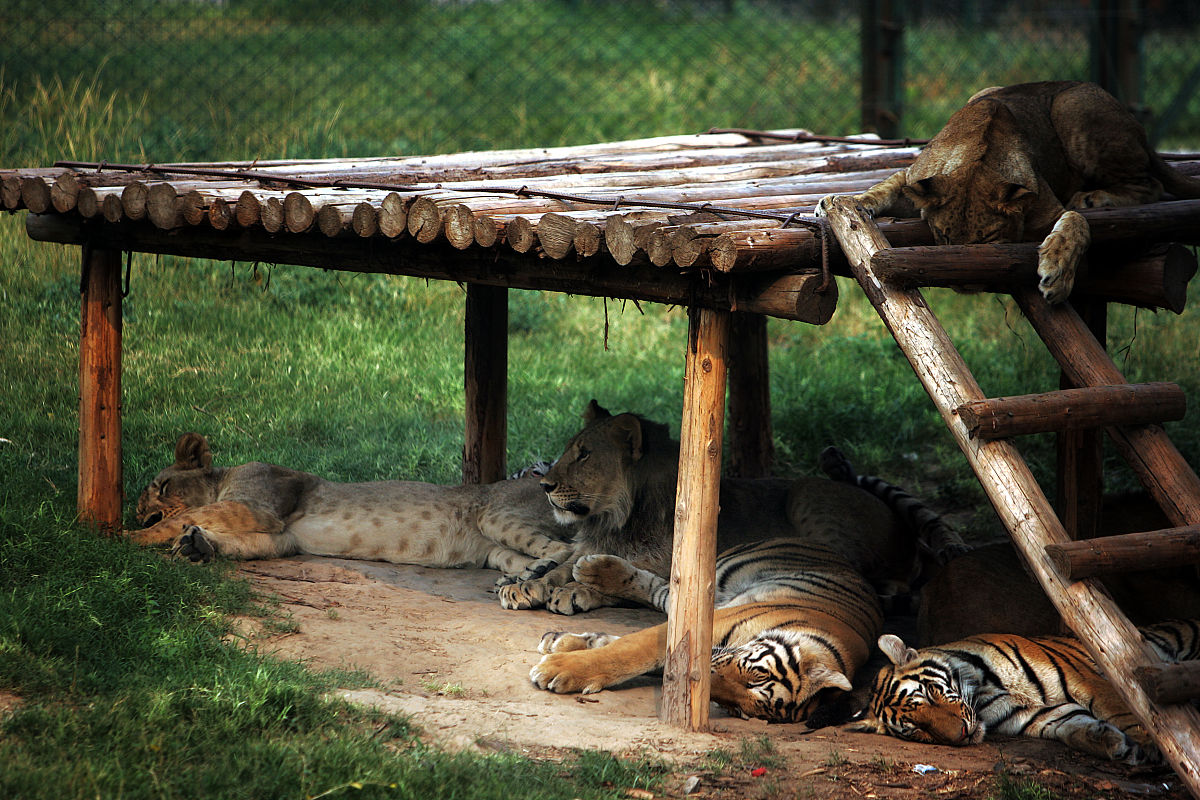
[823,81,1200,303]
[498,400,934,615]
[129,433,573,580]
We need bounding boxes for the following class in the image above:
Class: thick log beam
[662,306,728,730]
[1137,661,1200,706]
[26,214,837,325]
[872,242,1197,313]
[957,382,1185,440]
[78,245,123,532]
[727,312,773,478]
[821,195,1200,798]
[463,284,508,484]
[1045,525,1200,580]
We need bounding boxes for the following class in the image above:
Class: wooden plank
[662,306,728,730]
[1137,661,1200,706]
[463,284,507,484]
[820,195,1200,798]
[726,312,773,478]
[956,382,1185,440]
[1046,525,1200,580]
[78,245,123,533]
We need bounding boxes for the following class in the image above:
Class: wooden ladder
[822,197,1200,798]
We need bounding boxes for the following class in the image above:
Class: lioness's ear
[877,634,919,666]
[173,433,213,471]
[584,399,612,422]
[992,182,1036,216]
[610,414,644,461]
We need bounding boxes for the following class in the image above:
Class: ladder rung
[1137,661,1200,705]
[1045,525,1200,580]
[956,382,1185,440]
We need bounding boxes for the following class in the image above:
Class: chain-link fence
[3,0,1199,164]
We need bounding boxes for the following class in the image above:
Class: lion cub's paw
[546,583,608,616]
[495,557,559,588]
[529,652,608,694]
[1068,189,1120,210]
[498,578,550,610]
[572,554,637,594]
[1037,210,1090,304]
[538,630,620,654]
[171,525,217,563]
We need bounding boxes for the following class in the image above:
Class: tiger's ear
[584,399,612,422]
[807,664,853,694]
[878,634,919,666]
[610,413,644,461]
[173,433,213,471]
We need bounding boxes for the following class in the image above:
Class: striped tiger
[531,538,884,724]
[850,619,1200,764]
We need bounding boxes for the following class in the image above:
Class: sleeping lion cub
[824,81,1200,303]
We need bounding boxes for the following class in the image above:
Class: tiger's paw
[538,630,620,654]
[498,577,551,610]
[529,652,609,694]
[171,525,217,563]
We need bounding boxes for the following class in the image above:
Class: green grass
[3,8,1200,798]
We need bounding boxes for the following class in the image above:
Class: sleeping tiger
[531,538,884,724]
[850,619,1200,764]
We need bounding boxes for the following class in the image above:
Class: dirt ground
[237,556,1191,800]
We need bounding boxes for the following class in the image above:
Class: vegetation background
[1,2,1198,798]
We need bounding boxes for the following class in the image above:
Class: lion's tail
[1153,154,1200,199]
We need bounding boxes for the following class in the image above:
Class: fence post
[1091,0,1146,123]
[861,0,904,138]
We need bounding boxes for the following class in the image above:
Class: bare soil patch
[236,556,1189,800]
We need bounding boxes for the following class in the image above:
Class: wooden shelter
[5,130,1200,795]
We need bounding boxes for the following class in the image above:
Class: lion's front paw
[538,630,620,654]
[518,557,560,582]
[546,582,609,615]
[572,554,635,594]
[529,652,609,694]
[1037,210,1090,304]
[498,577,551,610]
[171,525,216,563]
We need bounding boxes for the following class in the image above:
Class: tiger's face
[850,634,983,746]
[539,403,642,527]
[709,632,853,724]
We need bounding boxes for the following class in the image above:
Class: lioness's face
[135,465,218,526]
[904,169,1034,246]
[539,412,642,525]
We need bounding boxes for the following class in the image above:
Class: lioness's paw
[546,583,608,616]
[572,554,636,594]
[498,578,550,610]
[1068,189,1119,210]
[538,630,620,654]
[171,525,216,563]
[1037,211,1089,304]
[529,652,608,694]
[518,557,560,582]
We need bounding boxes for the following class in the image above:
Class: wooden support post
[78,244,123,532]
[821,196,1200,798]
[1057,299,1107,540]
[727,312,772,478]
[463,284,507,484]
[860,0,904,139]
[1046,525,1200,580]
[662,306,729,730]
